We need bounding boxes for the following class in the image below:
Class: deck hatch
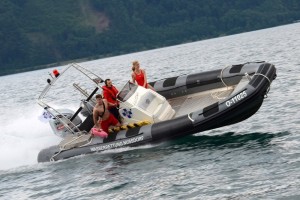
[229,64,243,73]
[163,77,178,87]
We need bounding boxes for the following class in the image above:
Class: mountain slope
[0,0,300,75]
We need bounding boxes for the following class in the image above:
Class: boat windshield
[117,81,138,102]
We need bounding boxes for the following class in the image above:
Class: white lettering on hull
[90,136,144,152]
[226,91,247,107]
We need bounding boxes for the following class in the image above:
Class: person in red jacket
[102,79,121,122]
[131,60,155,90]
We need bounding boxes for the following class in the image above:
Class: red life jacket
[102,85,119,108]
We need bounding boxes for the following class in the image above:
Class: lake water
[0,23,300,199]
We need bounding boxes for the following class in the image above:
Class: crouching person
[93,94,121,137]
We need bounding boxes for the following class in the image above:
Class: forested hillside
[1,0,300,76]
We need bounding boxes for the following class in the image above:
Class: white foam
[0,108,61,171]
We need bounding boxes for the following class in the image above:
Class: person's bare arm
[93,109,100,128]
[142,69,147,87]
[131,72,136,84]
[103,99,109,110]
[107,102,116,107]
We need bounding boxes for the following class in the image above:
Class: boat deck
[169,87,234,117]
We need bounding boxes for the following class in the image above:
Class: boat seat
[153,100,175,122]
[136,89,175,122]
[119,85,175,124]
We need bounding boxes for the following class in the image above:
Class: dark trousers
[109,107,121,123]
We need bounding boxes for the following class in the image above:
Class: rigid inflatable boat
[37,61,276,162]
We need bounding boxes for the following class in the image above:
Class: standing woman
[131,60,155,90]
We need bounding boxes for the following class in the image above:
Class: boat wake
[0,108,61,171]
